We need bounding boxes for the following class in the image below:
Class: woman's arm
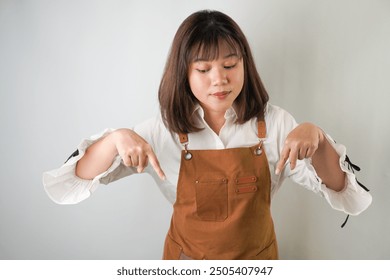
[76,128,166,180]
[275,122,345,191]
[311,131,345,191]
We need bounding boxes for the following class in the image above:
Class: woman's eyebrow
[193,53,238,62]
[223,53,239,59]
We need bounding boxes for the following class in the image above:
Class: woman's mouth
[212,91,232,100]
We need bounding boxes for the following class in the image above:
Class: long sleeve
[42,128,135,204]
[269,106,372,215]
[317,134,371,215]
[283,134,372,215]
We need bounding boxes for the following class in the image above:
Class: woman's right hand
[76,129,165,181]
[111,128,166,180]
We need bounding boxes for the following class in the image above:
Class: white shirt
[42,104,372,215]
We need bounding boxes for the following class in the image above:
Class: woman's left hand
[275,122,324,175]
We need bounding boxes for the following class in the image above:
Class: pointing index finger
[288,147,299,171]
[147,150,166,180]
[275,146,290,175]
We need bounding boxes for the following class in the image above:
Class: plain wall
[0,0,389,259]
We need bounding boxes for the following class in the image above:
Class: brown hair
[158,10,269,134]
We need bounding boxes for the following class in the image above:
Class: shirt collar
[192,104,238,123]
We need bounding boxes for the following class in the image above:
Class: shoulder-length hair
[158,10,269,134]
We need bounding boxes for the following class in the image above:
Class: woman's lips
[212,91,231,100]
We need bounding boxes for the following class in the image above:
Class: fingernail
[275,168,280,175]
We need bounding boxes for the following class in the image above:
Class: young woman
[43,10,371,259]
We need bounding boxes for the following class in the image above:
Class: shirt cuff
[42,128,122,204]
[317,133,372,215]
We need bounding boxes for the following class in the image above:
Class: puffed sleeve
[285,133,372,216]
[269,105,372,216]
[315,134,372,215]
[42,128,136,205]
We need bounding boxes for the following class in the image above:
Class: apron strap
[179,133,188,144]
[257,120,266,139]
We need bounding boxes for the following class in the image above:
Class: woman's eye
[196,69,209,73]
[224,64,236,69]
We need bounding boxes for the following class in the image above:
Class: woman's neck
[204,110,226,135]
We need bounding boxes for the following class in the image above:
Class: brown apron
[162,120,278,260]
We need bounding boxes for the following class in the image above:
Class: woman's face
[188,40,244,118]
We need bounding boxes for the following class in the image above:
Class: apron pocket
[195,178,228,221]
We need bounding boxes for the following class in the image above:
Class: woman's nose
[212,68,228,86]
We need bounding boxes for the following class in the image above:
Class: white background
[0,0,389,259]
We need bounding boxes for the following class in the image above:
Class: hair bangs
[189,35,243,63]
